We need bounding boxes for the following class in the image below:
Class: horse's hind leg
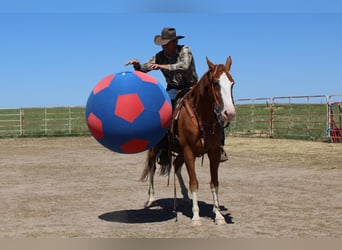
[145,167,156,207]
[141,148,157,207]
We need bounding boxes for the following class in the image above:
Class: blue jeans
[167,89,178,103]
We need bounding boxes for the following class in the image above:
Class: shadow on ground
[98,198,233,224]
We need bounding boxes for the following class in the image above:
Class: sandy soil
[0,136,341,238]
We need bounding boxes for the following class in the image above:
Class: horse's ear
[226,56,232,71]
[206,56,215,71]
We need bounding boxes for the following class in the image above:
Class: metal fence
[0,106,89,137]
[227,94,342,142]
[1,94,341,142]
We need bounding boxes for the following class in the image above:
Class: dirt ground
[0,136,341,238]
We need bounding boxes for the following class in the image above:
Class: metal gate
[228,94,342,142]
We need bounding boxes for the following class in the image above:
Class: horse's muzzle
[222,110,235,122]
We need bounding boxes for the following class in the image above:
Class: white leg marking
[191,191,201,225]
[211,187,226,225]
[145,170,155,207]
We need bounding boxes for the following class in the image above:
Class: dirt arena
[0,136,341,238]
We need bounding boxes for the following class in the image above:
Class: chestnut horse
[140,56,235,225]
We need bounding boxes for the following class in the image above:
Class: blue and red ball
[85,71,172,154]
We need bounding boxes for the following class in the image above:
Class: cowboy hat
[154,27,184,45]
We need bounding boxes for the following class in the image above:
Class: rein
[184,98,219,135]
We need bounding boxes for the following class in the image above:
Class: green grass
[0,104,335,141]
[228,103,328,141]
[0,107,89,138]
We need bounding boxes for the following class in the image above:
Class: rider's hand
[148,63,168,70]
[125,59,140,67]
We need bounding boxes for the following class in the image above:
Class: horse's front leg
[183,147,200,225]
[209,149,226,225]
[211,186,225,225]
[176,170,191,203]
[174,156,190,203]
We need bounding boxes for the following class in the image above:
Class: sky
[1,0,342,108]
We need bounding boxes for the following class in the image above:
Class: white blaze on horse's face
[219,72,235,122]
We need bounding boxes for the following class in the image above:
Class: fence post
[68,106,72,135]
[270,98,274,137]
[44,107,47,135]
[326,95,330,141]
[20,108,24,136]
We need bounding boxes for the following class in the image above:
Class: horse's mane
[189,70,211,108]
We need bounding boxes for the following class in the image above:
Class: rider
[125,27,228,162]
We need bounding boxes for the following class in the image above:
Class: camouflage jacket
[135,45,198,90]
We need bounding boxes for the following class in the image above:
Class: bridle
[186,65,230,136]
[208,65,230,125]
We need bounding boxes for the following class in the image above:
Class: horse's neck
[191,76,215,123]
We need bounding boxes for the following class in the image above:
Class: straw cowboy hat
[154,27,184,45]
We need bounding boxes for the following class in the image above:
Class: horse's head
[206,56,236,122]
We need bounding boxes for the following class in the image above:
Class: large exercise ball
[85,71,172,154]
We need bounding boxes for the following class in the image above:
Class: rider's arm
[139,55,157,72]
[168,46,193,71]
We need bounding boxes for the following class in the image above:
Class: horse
[140,56,235,225]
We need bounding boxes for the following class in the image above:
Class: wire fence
[0,94,341,142]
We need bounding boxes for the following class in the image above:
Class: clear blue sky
[1,0,342,108]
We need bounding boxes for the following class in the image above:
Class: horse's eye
[214,82,220,88]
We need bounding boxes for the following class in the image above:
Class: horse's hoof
[144,200,155,208]
[215,218,226,225]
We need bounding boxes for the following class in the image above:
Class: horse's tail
[159,160,172,177]
[157,147,172,177]
[139,159,172,182]
[139,162,172,182]
[139,148,172,182]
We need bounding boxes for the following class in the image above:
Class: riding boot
[220,146,228,162]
